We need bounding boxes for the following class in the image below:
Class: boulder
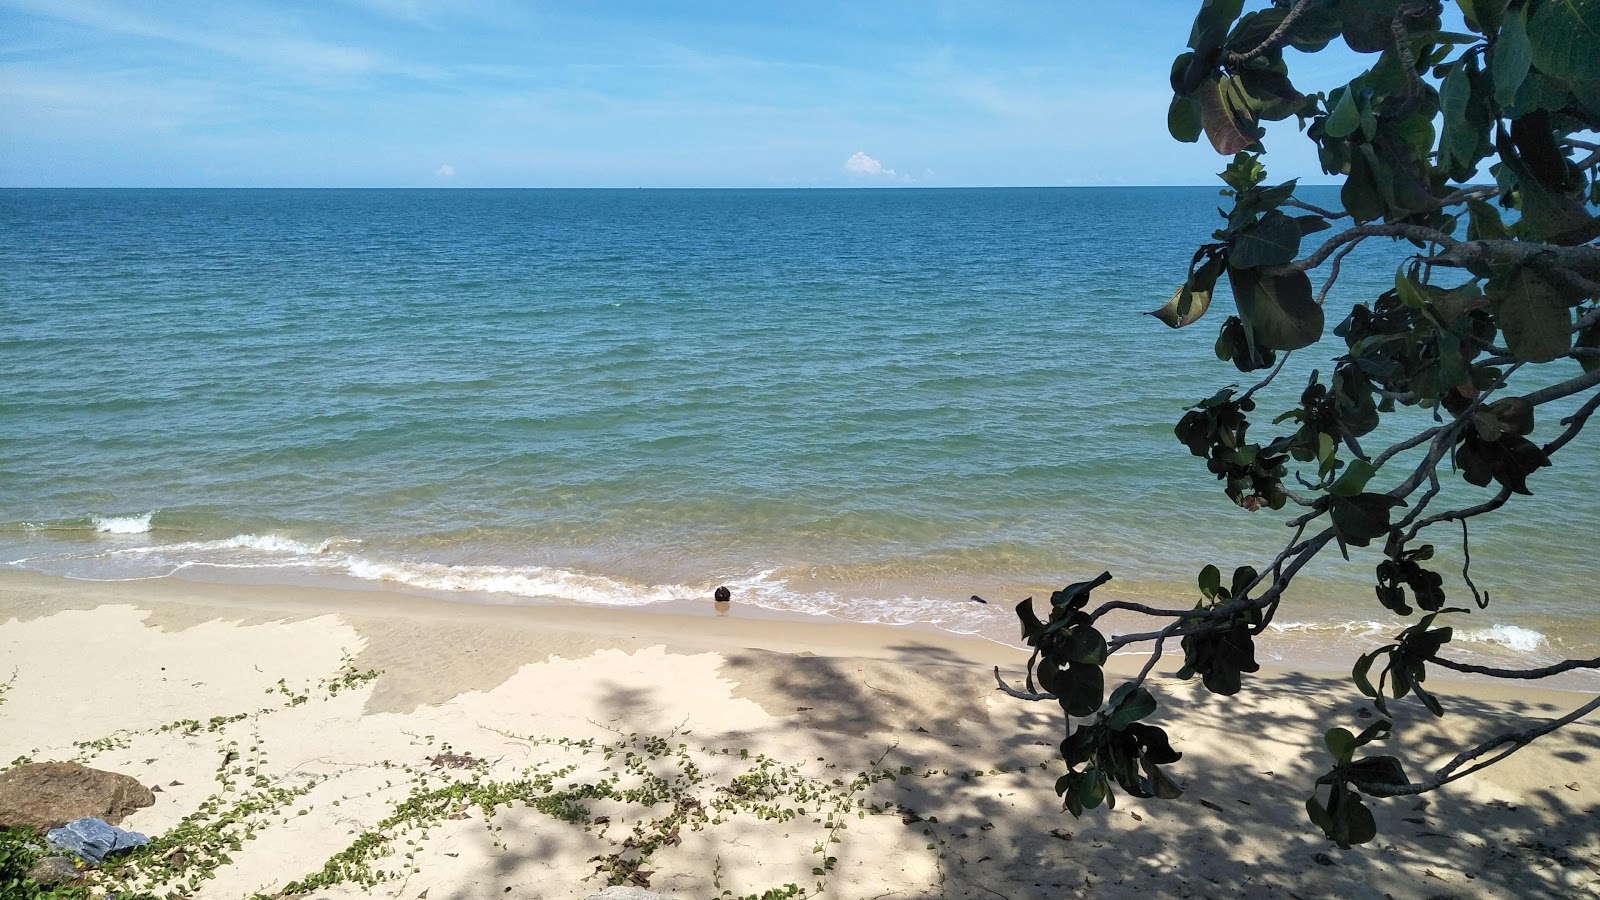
[26,856,82,886]
[0,762,155,833]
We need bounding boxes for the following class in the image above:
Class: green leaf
[1466,197,1507,240]
[1106,685,1157,730]
[1017,599,1045,644]
[1229,565,1257,599]
[1393,270,1428,310]
[1492,6,1532,107]
[1346,755,1410,789]
[1150,252,1226,328]
[1230,210,1303,269]
[1188,0,1247,53]
[1059,663,1105,718]
[1528,0,1600,115]
[1169,93,1204,143]
[1328,459,1376,497]
[1352,650,1381,698]
[1061,625,1109,666]
[1230,267,1324,351]
[1235,65,1306,121]
[1325,86,1361,139]
[1198,563,1222,600]
[1324,727,1357,764]
[1490,267,1575,363]
[1050,571,1114,609]
[1329,493,1406,547]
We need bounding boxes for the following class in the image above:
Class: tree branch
[1543,386,1600,456]
[1224,0,1321,66]
[1359,694,1600,797]
[993,665,1055,702]
[1429,655,1600,680]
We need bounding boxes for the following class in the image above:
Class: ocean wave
[342,556,695,607]
[1268,619,1549,653]
[92,512,155,534]
[1454,624,1546,652]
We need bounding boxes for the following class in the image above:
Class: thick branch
[1544,387,1600,456]
[1224,0,1320,66]
[1430,655,1600,680]
[993,665,1055,701]
[1360,694,1600,797]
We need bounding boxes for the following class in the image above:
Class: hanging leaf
[1150,251,1227,328]
[1230,210,1303,269]
[1490,267,1575,362]
[1169,93,1204,143]
[1200,75,1261,155]
[1230,267,1324,351]
[1491,6,1532,107]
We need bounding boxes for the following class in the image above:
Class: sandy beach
[2,570,1596,900]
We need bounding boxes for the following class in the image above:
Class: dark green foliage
[1013,0,1600,849]
[1018,574,1184,816]
[1176,565,1262,694]
[1307,721,1409,848]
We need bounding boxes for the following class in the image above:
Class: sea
[2,187,1595,681]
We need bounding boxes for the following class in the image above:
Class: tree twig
[1359,695,1600,797]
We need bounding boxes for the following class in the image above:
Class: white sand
[2,570,1597,899]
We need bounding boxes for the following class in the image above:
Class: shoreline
[3,569,1598,899]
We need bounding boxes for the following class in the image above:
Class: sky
[0,1,1363,188]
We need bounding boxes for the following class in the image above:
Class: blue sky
[1,1,1359,187]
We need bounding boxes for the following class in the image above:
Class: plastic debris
[45,816,149,864]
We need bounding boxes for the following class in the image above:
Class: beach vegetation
[1002,0,1600,847]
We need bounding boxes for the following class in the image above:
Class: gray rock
[585,888,678,900]
[0,762,155,833]
[26,855,82,886]
[46,816,149,864]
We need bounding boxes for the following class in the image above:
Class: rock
[0,762,155,833]
[26,855,81,886]
[585,888,677,900]
[46,817,149,864]
[713,585,731,603]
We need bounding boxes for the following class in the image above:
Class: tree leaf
[1200,75,1260,155]
[1492,6,1532,107]
[1106,685,1157,730]
[1169,93,1204,143]
[1325,86,1361,139]
[1188,0,1247,54]
[1491,267,1575,362]
[1346,755,1410,789]
[1324,727,1357,765]
[1328,459,1376,497]
[1528,0,1600,115]
[1230,210,1302,269]
[1061,625,1109,666]
[1150,252,1226,328]
[1017,599,1045,644]
[1230,267,1324,351]
[1059,663,1105,718]
[1329,493,1405,547]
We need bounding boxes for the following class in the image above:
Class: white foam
[342,557,695,606]
[215,533,334,556]
[92,512,155,534]
[1456,624,1546,652]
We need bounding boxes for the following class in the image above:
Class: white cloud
[435,163,455,178]
[844,151,895,178]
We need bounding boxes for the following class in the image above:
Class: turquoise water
[2,188,1596,671]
